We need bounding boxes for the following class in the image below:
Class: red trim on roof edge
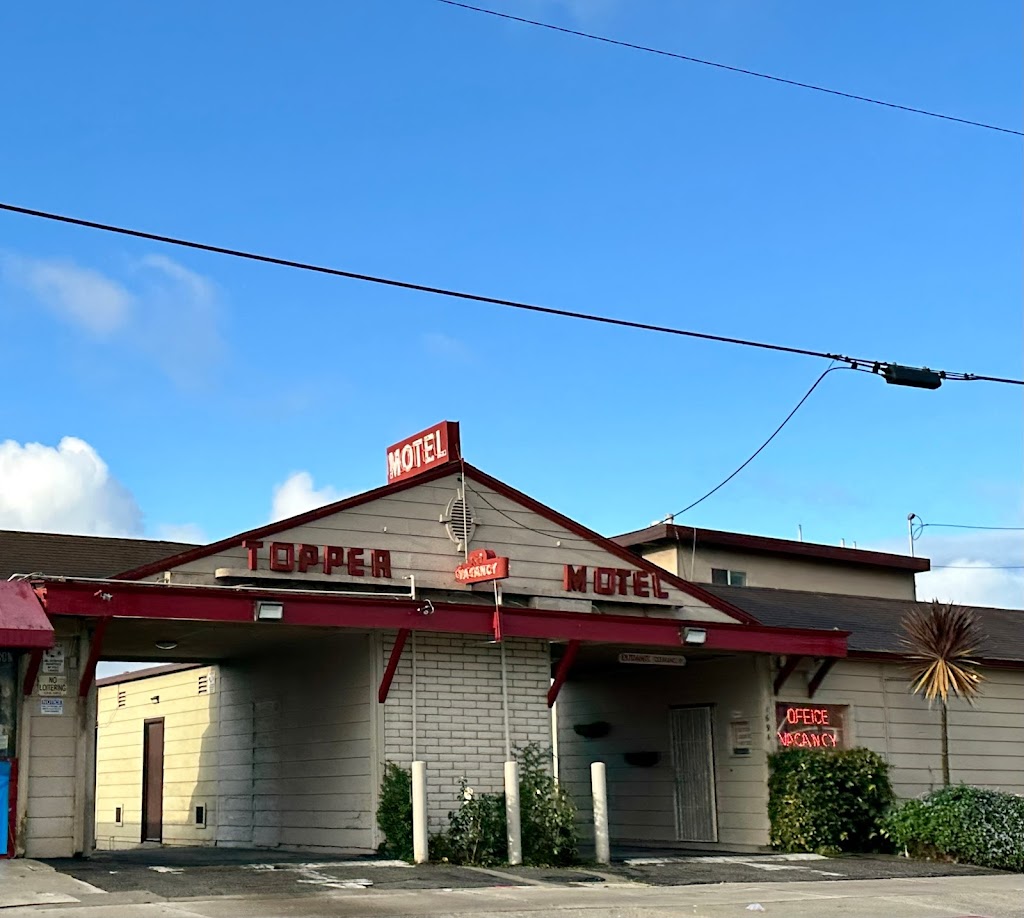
[614,523,930,573]
[112,460,759,626]
[40,579,848,658]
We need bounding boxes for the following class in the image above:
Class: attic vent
[198,674,209,695]
[444,494,476,547]
[117,689,126,709]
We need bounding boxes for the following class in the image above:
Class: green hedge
[882,785,1024,871]
[768,747,894,854]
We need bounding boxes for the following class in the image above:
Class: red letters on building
[245,541,393,580]
[562,565,670,599]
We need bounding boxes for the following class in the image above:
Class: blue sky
[1,1,1021,609]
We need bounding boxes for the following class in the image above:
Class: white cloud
[270,471,346,522]
[1,253,134,335]
[0,436,142,536]
[155,523,206,544]
[910,530,1024,610]
[2,251,225,388]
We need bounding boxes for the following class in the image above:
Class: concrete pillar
[591,761,610,864]
[504,760,522,866]
[411,760,428,864]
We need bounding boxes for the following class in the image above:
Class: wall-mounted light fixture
[255,600,284,622]
[682,627,708,646]
[154,640,178,651]
[150,695,160,704]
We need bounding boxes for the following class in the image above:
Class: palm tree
[901,601,985,786]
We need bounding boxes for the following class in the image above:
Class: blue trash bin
[0,760,10,856]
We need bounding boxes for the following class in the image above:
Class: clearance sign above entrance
[387,421,461,484]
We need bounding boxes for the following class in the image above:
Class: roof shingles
[705,584,1024,664]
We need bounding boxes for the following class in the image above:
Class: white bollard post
[504,760,523,866]
[411,760,428,864]
[591,761,610,865]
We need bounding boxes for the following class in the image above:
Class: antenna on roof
[797,524,803,542]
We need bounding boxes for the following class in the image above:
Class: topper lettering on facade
[243,540,393,578]
[386,421,461,484]
[455,549,510,585]
[562,564,669,599]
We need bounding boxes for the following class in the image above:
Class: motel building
[0,421,1022,860]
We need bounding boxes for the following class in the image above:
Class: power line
[920,523,1024,532]
[1,201,1021,386]
[435,0,1023,138]
[663,364,851,520]
[932,565,1024,570]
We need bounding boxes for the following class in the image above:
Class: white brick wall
[382,632,552,831]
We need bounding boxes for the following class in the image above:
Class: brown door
[141,719,164,842]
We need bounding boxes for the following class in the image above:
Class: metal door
[141,719,164,842]
[669,706,718,842]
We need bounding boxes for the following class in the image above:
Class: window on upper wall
[712,568,747,587]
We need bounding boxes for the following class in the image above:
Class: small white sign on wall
[618,652,687,667]
[40,698,64,716]
[42,644,66,674]
[38,674,68,697]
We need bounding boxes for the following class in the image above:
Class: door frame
[668,704,719,843]
[141,717,165,843]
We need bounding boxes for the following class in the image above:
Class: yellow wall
[95,666,217,849]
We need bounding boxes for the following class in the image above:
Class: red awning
[0,581,54,649]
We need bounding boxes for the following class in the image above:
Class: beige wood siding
[159,474,736,622]
[20,623,90,859]
[647,546,916,599]
[556,655,772,850]
[777,660,1024,798]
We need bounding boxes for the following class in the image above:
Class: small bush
[768,747,894,854]
[376,762,413,860]
[432,779,508,866]
[518,743,579,866]
[882,785,1024,872]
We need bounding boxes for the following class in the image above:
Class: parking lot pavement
[40,847,1007,901]
[603,851,1002,886]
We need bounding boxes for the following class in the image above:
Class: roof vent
[443,494,476,548]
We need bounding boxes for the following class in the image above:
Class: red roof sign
[386,421,461,484]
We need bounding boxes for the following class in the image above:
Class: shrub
[431,779,508,866]
[882,785,1024,872]
[768,747,894,854]
[518,742,579,866]
[376,762,413,860]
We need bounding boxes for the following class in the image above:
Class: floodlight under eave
[682,627,708,646]
[255,600,284,622]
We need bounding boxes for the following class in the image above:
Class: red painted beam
[378,629,410,703]
[37,579,849,659]
[78,616,111,697]
[773,655,804,696]
[547,640,580,707]
[22,650,43,697]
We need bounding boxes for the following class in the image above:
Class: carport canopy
[0,581,55,648]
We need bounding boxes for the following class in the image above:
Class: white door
[669,706,718,842]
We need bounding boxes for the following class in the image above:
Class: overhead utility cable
[910,517,1024,542]
[1,201,1021,386]
[663,364,851,520]
[435,1,1022,137]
